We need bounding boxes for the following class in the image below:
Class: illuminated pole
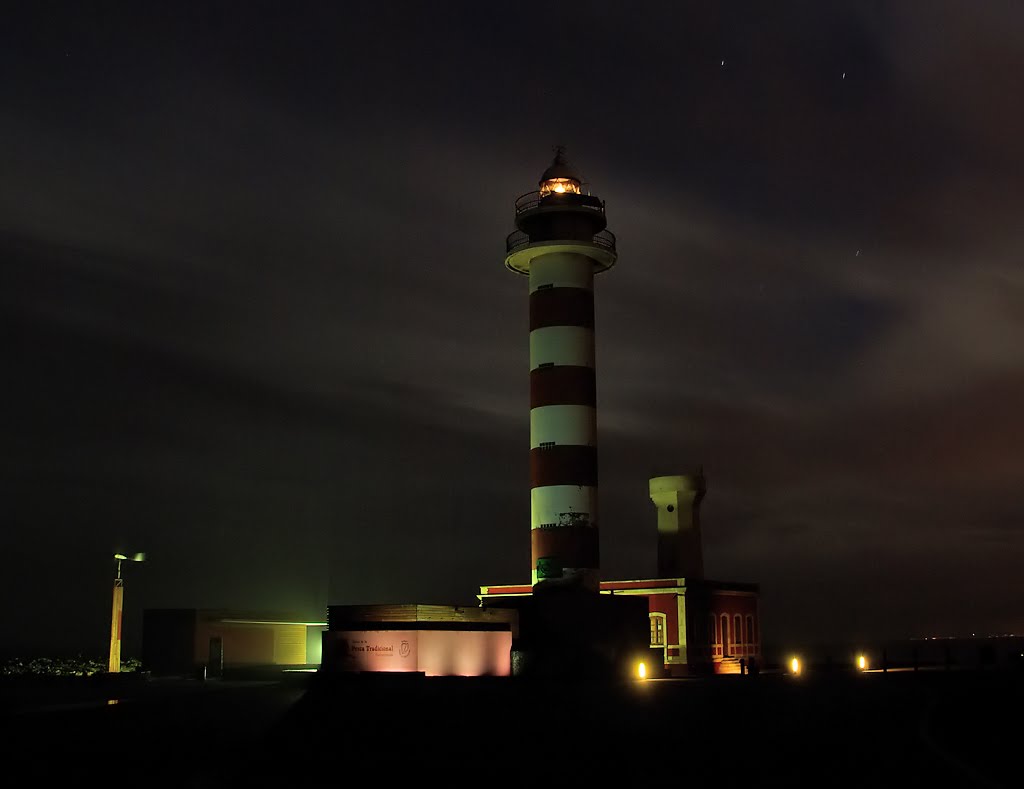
[505,149,616,590]
[108,552,145,673]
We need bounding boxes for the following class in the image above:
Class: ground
[1,668,1019,787]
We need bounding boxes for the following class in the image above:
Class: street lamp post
[108,552,145,673]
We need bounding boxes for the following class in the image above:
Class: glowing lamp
[539,177,581,197]
[637,661,647,680]
[790,657,802,675]
[857,654,868,671]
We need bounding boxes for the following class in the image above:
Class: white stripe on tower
[529,327,595,369]
[530,405,595,448]
[531,486,599,532]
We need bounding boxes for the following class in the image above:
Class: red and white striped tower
[505,149,617,591]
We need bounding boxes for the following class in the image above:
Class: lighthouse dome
[539,147,582,196]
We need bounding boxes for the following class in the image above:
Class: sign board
[326,629,512,676]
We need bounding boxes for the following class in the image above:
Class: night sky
[3,3,1022,656]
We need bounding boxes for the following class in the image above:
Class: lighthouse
[505,149,617,591]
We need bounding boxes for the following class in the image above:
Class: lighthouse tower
[505,149,617,591]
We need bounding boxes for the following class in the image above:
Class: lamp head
[538,146,582,197]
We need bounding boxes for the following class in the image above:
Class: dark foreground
[2,668,1020,787]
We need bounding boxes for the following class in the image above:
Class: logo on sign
[399,640,411,657]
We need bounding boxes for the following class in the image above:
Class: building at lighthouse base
[474,585,652,679]
[318,598,650,680]
[479,472,762,677]
[478,578,760,676]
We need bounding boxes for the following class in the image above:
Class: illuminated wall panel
[325,630,512,676]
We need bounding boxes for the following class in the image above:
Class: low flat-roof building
[142,609,326,677]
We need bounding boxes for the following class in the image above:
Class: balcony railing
[513,190,606,216]
[506,228,616,255]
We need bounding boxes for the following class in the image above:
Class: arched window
[721,614,730,654]
[709,614,718,645]
[735,615,743,646]
[649,613,666,646]
[746,615,755,646]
